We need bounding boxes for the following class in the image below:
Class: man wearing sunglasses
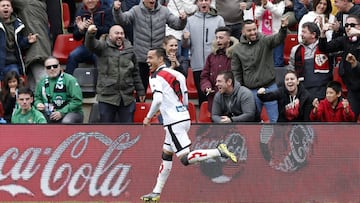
[331,0,360,39]
[34,56,84,123]
[318,14,360,121]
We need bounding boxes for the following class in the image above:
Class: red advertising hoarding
[0,124,359,202]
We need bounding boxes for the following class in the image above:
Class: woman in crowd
[163,35,190,77]
[257,69,313,122]
[0,71,25,123]
[298,0,335,42]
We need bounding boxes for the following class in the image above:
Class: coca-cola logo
[192,125,247,184]
[0,132,140,197]
[260,125,315,172]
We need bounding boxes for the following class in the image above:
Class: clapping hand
[113,0,121,11]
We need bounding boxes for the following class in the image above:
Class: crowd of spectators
[0,0,359,123]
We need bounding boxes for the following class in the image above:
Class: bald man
[85,25,145,123]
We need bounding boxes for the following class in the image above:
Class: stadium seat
[283,34,298,65]
[73,65,98,98]
[198,101,212,123]
[133,102,160,123]
[62,2,70,29]
[333,57,348,97]
[145,68,198,99]
[188,102,197,123]
[52,34,83,64]
[146,85,152,99]
[260,106,270,123]
[186,68,199,99]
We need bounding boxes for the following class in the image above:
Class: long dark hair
[1,71,23,101]
[312,0,332,20]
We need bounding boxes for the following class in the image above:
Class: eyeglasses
[45,64,59,70]
[345,23,359,28]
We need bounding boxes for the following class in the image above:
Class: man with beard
[231,17,288,123]
[85,24,145,123]
[200,26,239,114]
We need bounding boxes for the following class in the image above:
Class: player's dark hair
[312,0,332,19]
[149,47,167,60]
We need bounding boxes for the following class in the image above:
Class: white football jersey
[148,66,190,125]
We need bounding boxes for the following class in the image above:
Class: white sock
[153,160,172,194]
[187,149,221,165]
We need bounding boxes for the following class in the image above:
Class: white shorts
[163,120,191,157]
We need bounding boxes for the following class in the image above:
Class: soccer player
[140,47,237,202]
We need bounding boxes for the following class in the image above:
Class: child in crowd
[0,71,25,123]
[310,81,355,122]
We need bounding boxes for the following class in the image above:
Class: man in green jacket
[85,24,145,123]
[34,56,83,123]
[11,87,47,124]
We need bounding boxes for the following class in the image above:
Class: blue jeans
[66,45,97,75]
[99,101,136,123]
[0,64,20,80]
[273,43,284,67]
[251,83,279,123]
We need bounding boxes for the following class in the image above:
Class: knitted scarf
[294,45,330,81]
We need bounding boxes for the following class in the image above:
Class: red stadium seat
[52,34,83,64]
[147,69,199,99]
[283,34,298,65]
[188,102,197,123]
[198,101,212,123]
[260,106,270,123]
[146,85,152,99]
[62,2,70,29]
[133,102,159,123]
[186,68,198,99]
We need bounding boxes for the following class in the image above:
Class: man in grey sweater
[212,71,256,123]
